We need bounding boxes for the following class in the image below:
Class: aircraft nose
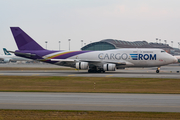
[173,56,178,63]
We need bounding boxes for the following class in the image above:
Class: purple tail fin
[10,27,44,50]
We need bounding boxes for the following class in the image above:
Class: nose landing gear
[156,67,160,73]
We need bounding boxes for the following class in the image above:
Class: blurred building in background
[81,39,180,55]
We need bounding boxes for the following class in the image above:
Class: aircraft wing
[50,59,76,67]
[50,59,133,66]
[80,60,127,65]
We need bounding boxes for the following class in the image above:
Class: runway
[0,64,180,112]
[0,63,180,78]
[0,69,180,78]
[0,92,180,112]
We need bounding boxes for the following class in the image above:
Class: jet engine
[3,58,11,63]
[103,64,116,71]
[75,62,89,70]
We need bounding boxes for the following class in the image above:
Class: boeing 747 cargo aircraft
[9,27,177,73]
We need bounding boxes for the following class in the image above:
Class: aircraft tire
[156,70,159,73]
[88,69,92,73]
[88,69,105,73]
[88,69,97,73]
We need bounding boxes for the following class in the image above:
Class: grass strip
[0,76,180,93]
[0,110,180,120]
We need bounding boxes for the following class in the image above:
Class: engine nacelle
[75,62,89,70]
[103,64,116,71]
[3,58,11,63]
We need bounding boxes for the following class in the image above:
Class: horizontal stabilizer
[8,51,36,57]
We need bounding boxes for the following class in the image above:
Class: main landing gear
[156,67,160,73]
[88,69,105,73]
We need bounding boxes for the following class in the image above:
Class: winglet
[10,27,44,50]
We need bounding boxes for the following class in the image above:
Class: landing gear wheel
[88,69,93,73]
[156,70,159,73]
[98,70,105,73]
[88,69,97,73]
[88,69,105,73]
[156,67,160,73]
[100,70,105,73]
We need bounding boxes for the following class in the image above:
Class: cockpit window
[161,51,165,53]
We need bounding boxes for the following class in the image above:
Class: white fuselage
[44,48,177,68]
[0,55,32,62]
[74,49,176,67]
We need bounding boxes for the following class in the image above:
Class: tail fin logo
[3,48,11,55]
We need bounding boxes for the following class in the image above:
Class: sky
[1,0,180,54]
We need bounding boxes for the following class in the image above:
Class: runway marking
[32,74,39,76]
[68,74,76,76]
[106,75,113,77]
